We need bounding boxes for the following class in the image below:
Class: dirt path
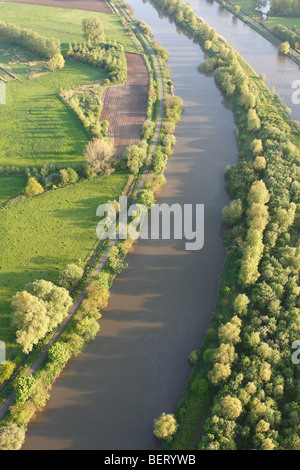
[101,52,149,158]
[0,0,112,14]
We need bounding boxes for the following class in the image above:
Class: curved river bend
[23,0,298,450]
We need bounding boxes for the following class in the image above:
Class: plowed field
[101,52,149,158]
[0,0,112,14]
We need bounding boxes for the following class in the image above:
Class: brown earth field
[101,52,149,159]
[0,0,112,14]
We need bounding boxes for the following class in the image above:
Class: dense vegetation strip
[146,0,299,451]
[0,20,61,58]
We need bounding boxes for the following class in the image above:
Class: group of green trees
[149,0,299,451]
[24,164,80,196]
[270,0,300,17]
[0,20,61,59]
[11,280,73,353]
[272,24,300,51]
[82,17,105,44]
[150,94,183,178]
[67,41,127,83]
[84,138,115,175]
[61,87,108,139]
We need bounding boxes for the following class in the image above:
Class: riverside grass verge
[0,3,185,448]
[214,0,300,65]
[147,0,299,451]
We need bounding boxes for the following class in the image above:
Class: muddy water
[24,0,298,450]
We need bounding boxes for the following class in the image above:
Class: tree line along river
[23,0,299,450]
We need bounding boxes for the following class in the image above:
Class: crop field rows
[101,52,149,158]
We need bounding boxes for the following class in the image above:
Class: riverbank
[214,0,300,66]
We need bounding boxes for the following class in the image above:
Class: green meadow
[0,54,105,168]
[229,0,259,16]
[0,175,27,204]
[0,2,136,52]
[0,174,128,360]
[265,16,300,30]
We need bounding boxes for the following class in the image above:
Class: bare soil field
[0,0,112,14]
[101,53,149,158]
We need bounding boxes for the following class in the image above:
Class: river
[23,0,298,450]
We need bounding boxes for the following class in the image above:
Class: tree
[107,245,125,274]
[67,168,79,184]
[253,156,266,171]
[279,41,290,55]
[137,189,155,209]
[218,318,241,345]
[11,291,50,353]
[48,342,70,366]
[234,5,241,16]
[82,17,105,44]
[240,92,256,109]
[151,149,167,175]
[250,139,263,155]
[247,109,261,132]
[60,263,84,290]
[259,361,272,382]
[11,280,72,353]
[239,229,264,286]
[25,177,44,197]
[208,362,232,384]
[248,180,270,205]
[0,424,26,450]
[222,199,243,225]
[153,413,178,441]
[15,375,37,405]
[76,316,100,342]
[84,139,114,174]
[218,396,243,420]
[164,121,175,134]
[213,343,237,364]
[142,120,155,140]
[0,361,15,385]
[123,144,147,175]
[233,294,249,316]
[81,280,110,313]
[27,279,72,331]
[48,53,65,72]
[65,332,85,357]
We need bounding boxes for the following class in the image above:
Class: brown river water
[23,0,299,450]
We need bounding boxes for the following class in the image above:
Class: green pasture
[0,175,27,204]
[0,1,136,52]
[0,173,128,361]
[0,49,105,168]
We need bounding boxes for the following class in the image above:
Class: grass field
[229,0,259,16]
[0,1,136,52]
[0,175,27,204]
[265,16,300,30]
[0,173,128,361]
[0,48,106,168]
